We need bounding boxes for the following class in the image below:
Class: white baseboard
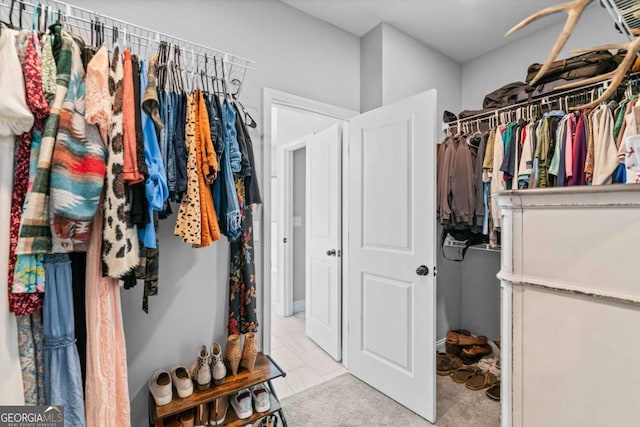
[436,338,447,352]
[293,299,305,313]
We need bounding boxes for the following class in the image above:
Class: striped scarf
[16,33,73,255]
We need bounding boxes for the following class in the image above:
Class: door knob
[327,249,337,256]
[416,265,429,276]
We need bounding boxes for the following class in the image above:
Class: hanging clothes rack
[0,0,255,85]
[448,71,640,131]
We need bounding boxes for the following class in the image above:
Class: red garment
[8,132,44,315]
[9,34,48,315]
[121,50,144,184]
[568,113,587,186]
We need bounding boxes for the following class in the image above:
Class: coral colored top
[122,50,144,184]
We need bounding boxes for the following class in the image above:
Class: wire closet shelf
[448,71,640,132]
[0,0,256,85]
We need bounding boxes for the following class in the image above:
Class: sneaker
[171,365,194,398]
[210,343,227,385]
[252,383,270,413]
[208,395,228,425]
[229,388,253,419]
[192,345,212,391]
[149,369,173,406]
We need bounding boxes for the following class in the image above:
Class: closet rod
[0,0,256,71]
[448,71,640,127]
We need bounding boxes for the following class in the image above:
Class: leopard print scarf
[102,44,140,278]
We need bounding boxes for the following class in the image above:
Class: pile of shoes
[149,332,262,426]
[437,329,502,399]
[445,329,492,364]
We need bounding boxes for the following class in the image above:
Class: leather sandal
[486,382,501,401]
[446,329,471,355]
[451,366,479,383]
[465,371,498,391]
[446,329,471,345]
[447,330,487,346]
[461,344,493,359]
[436,352,463,376]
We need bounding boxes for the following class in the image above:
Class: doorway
[263,90,357,398]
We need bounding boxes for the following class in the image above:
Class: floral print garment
[228,177,258,335]
[10,32,47,314]
[17,313,45,405]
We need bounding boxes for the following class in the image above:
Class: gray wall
[359,22,463,120]
[436,225,462,342]
[292,148,306,305]
[360,24,384,112]
[460,251,501,340]
[381,23,462,126]
[461,4,625,110]
[71,1,360,425]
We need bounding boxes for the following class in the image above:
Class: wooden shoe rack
[148,353,288,427]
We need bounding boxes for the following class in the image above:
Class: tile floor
[270,311,347,399]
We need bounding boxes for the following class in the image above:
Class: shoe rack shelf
[149,353,288,427]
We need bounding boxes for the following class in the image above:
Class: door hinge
[433,266,437,277]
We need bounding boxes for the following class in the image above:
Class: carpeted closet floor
[280,373,500,426]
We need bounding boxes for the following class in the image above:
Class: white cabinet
[495,185,640,427]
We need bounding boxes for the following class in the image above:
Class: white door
[305,125,342,361]
[348,91,437,422]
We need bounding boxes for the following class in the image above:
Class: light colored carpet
[280,373,499,426]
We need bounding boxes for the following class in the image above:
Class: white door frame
[262,88,357,361]
[280,136,309,319]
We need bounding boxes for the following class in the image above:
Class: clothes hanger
[201,54,209,93]
[91,18,98,48]
[472,119,482,137]
[31,3,39,32]
[213,56,222,96]
[192,48,199,92]
[43,4,48,29]
[167,44,176,93]
[232,92,257,128]
[158,41,167,90]
[0,0,14,35]
[37,2,43,32]
[19,1,25,30]
[221,56,229,99]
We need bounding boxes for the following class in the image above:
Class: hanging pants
[44,254,85,427]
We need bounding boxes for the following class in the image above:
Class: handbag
[526,50,619,85]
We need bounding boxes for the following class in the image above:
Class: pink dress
[84,47,131,427]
